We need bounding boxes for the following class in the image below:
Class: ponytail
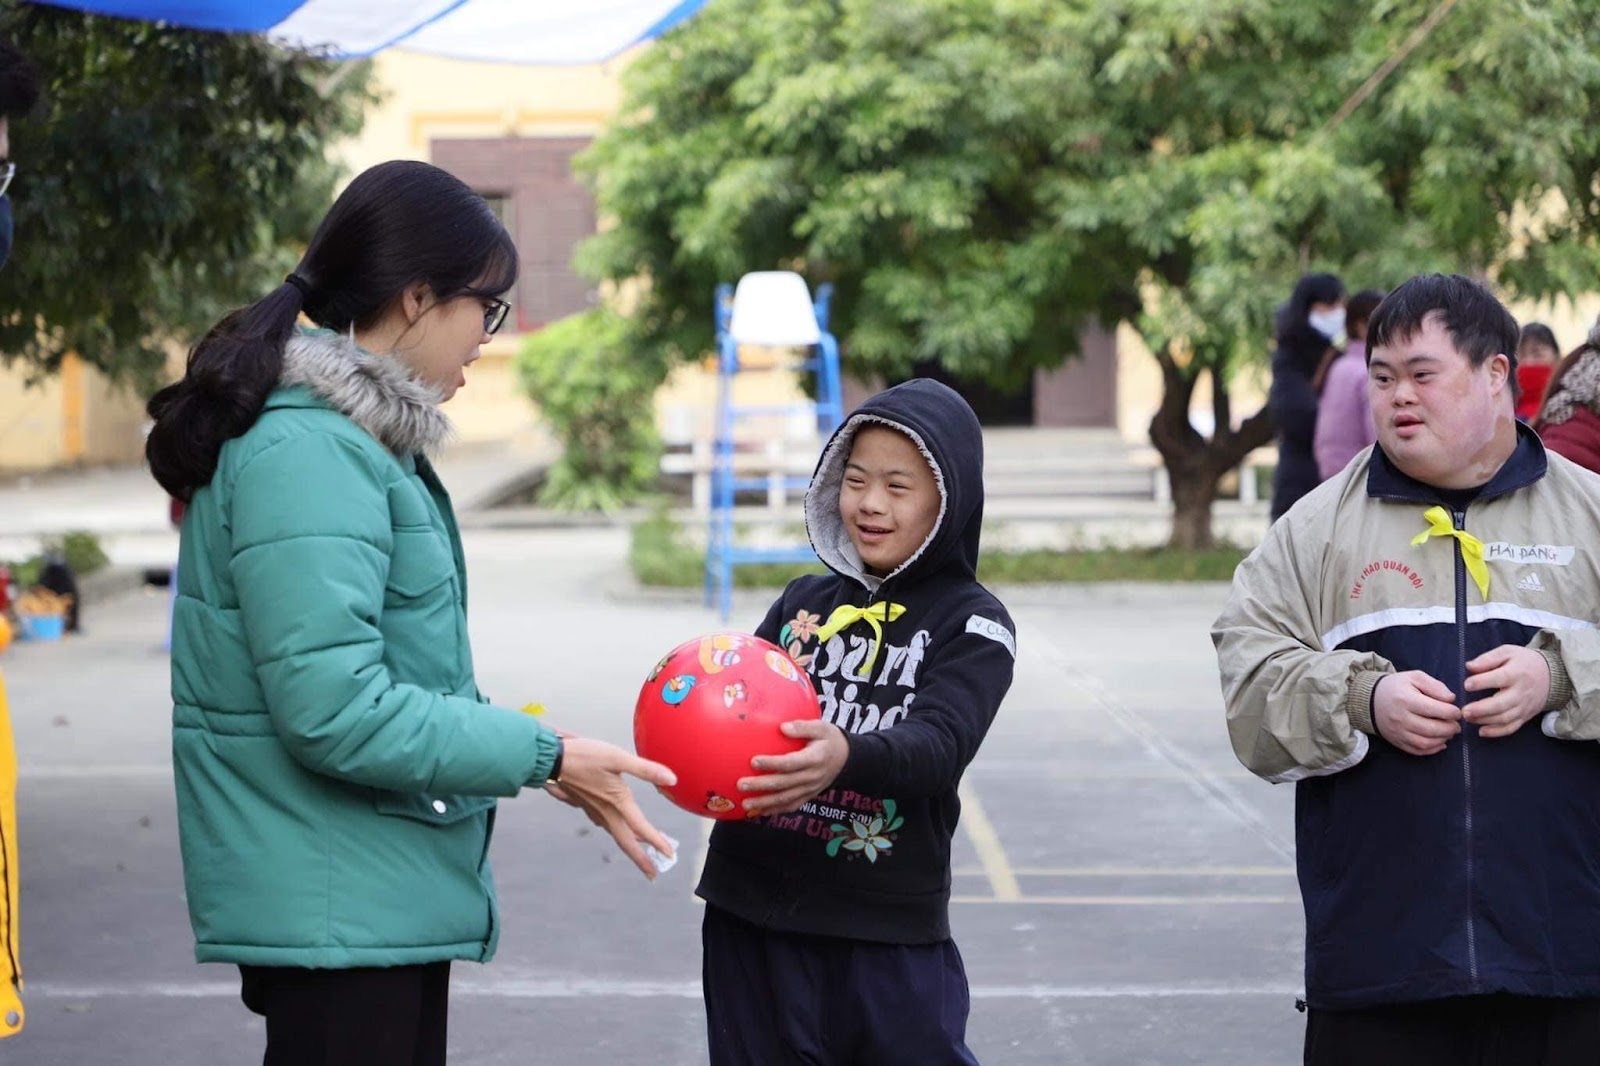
[145,278,305,501]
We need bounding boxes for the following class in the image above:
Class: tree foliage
[515,307,668,511]
[580,0,1600,545]
[0,6,375,385]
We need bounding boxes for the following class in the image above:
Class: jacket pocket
[372,790,496,826]
[385,527,455,603]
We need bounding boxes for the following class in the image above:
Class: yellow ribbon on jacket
[816,602,907,674]
[1411,505,1490,601]
[0,669,22,1038]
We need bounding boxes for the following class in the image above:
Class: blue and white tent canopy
[32,0,707,63]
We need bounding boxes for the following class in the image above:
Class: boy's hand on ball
[738,720,849,815]
[555,737,679,880]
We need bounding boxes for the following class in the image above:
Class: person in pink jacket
[1313,289,1386,481]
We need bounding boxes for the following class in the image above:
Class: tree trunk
[1146,347,1276,551]
[1168,466,1224,550]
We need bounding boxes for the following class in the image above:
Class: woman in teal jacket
[145,160,675,1065]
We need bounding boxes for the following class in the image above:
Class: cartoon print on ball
[705,793,736,815]
[698,634,744,674]
[662,674,697,705]
[764,649,802,683]
[647,652,673,682]
[723,681,748,709]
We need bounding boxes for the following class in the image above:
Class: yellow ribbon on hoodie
[815,602,907,674]
[1411,505,1490,601]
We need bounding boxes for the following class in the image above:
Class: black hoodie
[695,379,1017,944]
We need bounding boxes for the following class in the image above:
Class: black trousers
[239,962,451,1066]
[1305,994,1600,1066]
[702,904,979,1066]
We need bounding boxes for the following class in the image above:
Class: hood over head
[804,378,984,591]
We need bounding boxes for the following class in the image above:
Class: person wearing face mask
[1533,321,1600,475]
[0,35,39,1042]
[1268,273,1346,520]
[145,160,678,1064]
[1515,323,1562,422]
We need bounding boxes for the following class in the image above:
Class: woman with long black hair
[147,160,676,1065]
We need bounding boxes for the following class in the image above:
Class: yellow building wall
[0,356,146,473]
[337,49,814,443]
[0,366,67,470]
[336,51,631,175]
[80,361,150,465]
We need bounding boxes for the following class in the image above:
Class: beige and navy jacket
[1214,427,1600,1008]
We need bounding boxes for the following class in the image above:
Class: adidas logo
[1518,572,1545,593]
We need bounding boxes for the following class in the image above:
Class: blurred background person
[1516,322,1562,422]
[1314,287,1385,481]
[1535,321,1600,475]
[1269,272,1345,520]
[0,34,39,272]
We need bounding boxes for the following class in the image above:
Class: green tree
[516,307,667,511]
[580,0,1600,547]
[0,6,375,386]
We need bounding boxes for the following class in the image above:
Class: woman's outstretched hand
[544,736,678,880]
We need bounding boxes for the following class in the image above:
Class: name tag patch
[1484,542,1575,567]
[965,615,1016,658]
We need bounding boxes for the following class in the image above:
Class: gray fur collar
[280,329,453,456]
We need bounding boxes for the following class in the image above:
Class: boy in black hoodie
[696,379,1017,1065]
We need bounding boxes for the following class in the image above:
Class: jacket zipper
[1453,507,1480,989]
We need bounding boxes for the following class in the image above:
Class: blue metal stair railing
[704,281,844,619]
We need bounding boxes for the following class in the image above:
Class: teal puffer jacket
[170,330,559,968]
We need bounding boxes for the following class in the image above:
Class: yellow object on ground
[0,668,21,1036]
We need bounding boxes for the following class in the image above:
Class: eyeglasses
[483,298,511,336]
[0,162,14,199]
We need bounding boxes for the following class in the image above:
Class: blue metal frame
[703,281,844,619]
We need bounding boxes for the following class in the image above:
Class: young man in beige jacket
[1215,273,1600,1065]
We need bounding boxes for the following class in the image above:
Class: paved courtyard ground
[2,527,1304,1064]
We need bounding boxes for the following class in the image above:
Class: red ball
[634,632,820,820]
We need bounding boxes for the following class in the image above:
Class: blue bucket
[18,613,65,642]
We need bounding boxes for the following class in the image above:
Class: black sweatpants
[702,904,979,1066]
[1305,994,1600,1066]
[239,962,451,1066]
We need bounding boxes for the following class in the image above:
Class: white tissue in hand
[643,835,680,876]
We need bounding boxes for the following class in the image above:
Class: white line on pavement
[952,865,1295,877]
[20,764,171,780]
[26,979,1303,1000]
[951,894,1301,905]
